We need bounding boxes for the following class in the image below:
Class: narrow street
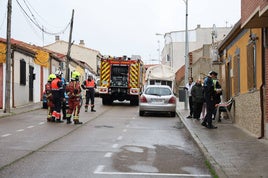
[0,98,211,177]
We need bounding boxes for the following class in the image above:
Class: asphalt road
[0,98,211,178]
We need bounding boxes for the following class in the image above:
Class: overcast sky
[0,0,240,63]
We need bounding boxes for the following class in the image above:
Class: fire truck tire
[130,98,139,106]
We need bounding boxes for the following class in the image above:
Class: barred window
[20,59,26,85]
[247,42,256,91]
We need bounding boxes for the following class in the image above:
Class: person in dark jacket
[191,79,204,120]
[201,71,218,129]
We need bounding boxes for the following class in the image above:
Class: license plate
[151,99,164,103]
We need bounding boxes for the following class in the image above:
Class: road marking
[123,129,127,132]
[27,125,34,129]
[16,129,24,132]
[38,122,45,125]
[94,170,211,177]
[94,165,105,174]
[117,136,123,141]
[1,133,11,137]
[104,152,113,158]
[112,144,118,148]
[126,124,129,128]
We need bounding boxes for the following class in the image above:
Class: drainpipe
[258,28,266,139]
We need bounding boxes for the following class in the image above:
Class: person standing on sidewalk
[191,79,204,120]
[81,75,96,112]
[201,71,218,129]
[212,74,223,122]
[65,71,83,124]
[45,73,56,122]
[185,77,195,118]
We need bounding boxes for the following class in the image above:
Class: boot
[74,120,83,124]
[51,117,56,122]
[56,119,64,123]
[47,117,52,122]
[66,117,72,124]
[91,107,96,112]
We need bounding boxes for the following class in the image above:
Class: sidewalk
[0,102,42,118]
[176,102,268,178]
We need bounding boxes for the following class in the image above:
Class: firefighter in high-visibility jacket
[51,71,65,123]
[45,74,56,122]
[81,75,96,112]
[66,71,83,124]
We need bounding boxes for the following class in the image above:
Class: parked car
[139,85,177,117]
[42,91,69,109]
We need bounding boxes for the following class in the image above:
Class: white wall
[161,26,232,72]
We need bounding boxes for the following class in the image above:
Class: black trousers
[189,96,194,116]
[85,88,95,107]
[204,101,215,126]
[193,102,203,119]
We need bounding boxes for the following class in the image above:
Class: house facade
[160,25,232,72]
[240,0,268,138]
[218,22,263,137]
[44,37,101,76]
[0,38,69,110]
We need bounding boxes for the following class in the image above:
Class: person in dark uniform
[51,70,65,123]
[201,71,218,129]
[81,75,96,112]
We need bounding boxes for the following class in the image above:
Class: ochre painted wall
[227,28,262,96]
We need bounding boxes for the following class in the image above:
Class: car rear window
[145,87,171,96]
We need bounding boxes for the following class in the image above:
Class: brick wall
[241,0,268,25]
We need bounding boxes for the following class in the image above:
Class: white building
[45,36,102,75]
[160,25,232,72]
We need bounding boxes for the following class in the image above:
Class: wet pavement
[176,101,268,178]
[1,101,268,177]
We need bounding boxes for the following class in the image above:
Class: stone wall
[234,91,262,137]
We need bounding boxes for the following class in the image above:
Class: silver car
[139,85,177,117]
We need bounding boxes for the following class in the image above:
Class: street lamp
[183,0,189,110]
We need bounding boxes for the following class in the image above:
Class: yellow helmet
[48,73,56,82]
[71,71,80,80]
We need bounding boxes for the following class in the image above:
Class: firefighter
[45,73,56,122]
[65,71,83,124]
[51,70,65,123]
[81,75,96,112]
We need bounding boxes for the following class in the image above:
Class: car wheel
[170,112,176,117]
[139,111,145,116]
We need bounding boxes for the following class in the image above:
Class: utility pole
[65,9,74,82]
[184,0,189,110]
[4,0,12,113]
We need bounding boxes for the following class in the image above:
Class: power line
[15,0,70,36]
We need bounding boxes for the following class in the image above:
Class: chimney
[197,24,201,29]
[79,40,85,46]
[55,35,60,41]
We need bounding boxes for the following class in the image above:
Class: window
[20,59,26,85]
[247,42,256,91]
[233,48,240,95]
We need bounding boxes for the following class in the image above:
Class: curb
[176,109,228,178]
